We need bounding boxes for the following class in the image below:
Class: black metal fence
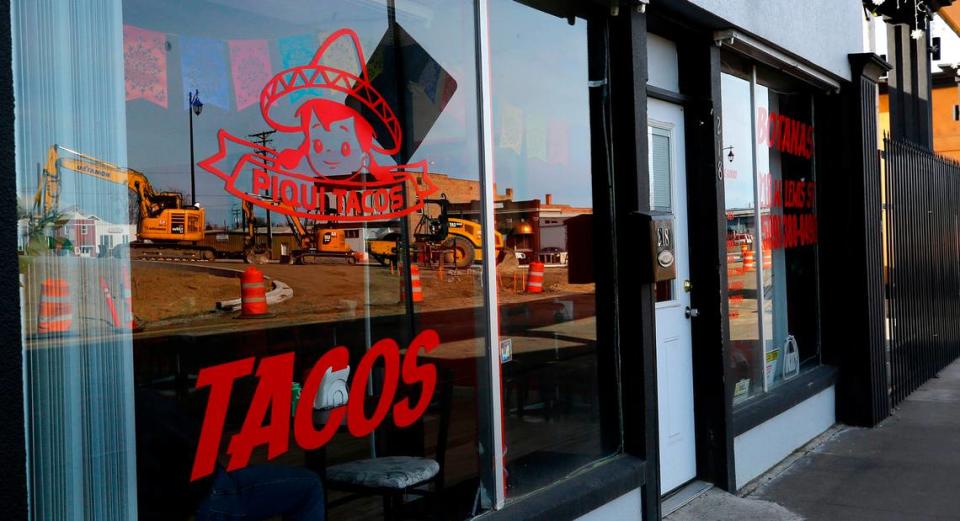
[883,137,960,407]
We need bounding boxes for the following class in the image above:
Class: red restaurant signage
[190,330,440,481]
[756,107,814,160]
[198,28,437,222]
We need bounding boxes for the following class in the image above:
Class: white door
[649,98,697,494]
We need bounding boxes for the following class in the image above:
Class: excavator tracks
[131,243,217,262]
[291,251,357,265]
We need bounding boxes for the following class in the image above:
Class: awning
[714,30,843,92]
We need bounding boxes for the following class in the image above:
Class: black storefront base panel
[732,365,837,437]
[477,456,646,521]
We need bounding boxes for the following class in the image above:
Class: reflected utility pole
[248,130,277,252]
[386,0,417,339]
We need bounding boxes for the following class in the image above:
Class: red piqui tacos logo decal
[198,28,437,221]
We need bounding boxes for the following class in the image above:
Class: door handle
[685,306,699,319]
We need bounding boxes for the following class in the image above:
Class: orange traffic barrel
[38,278,73,334]
[526,261,545,293]
[762,249,772,270]
[410,264,424,303]
[743,250,757,272]
[240,267,269,317]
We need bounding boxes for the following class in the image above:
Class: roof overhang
[714,30,843,92]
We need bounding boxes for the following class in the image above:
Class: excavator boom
[34,145,214,260]
[253,195,354,264]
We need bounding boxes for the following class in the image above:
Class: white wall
[863,16,888,58]
[932,14,960,71]
[574,488,643,521]
[647,33,679,92]
[733,385,835,490]
[689,0,864,80]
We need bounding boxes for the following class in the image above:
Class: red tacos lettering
[190,331,441,481]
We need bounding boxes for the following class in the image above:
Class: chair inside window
[323,367,454,520]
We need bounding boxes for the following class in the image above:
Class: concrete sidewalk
[667,358,960,520]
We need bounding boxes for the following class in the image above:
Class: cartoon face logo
[199,28,436,222]
[277,99,372,177]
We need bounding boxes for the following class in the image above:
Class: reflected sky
[19,0,594,227]
[721,72,755,211]
[122,0,479,226]
[490,0,592,209]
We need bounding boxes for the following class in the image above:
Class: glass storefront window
[14,0,624,519]
[18,1,497,519]
[722,56,821,407]
[722,66,764,405]
[488,0,619,500]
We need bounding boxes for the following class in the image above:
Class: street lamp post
[188,90,203,206]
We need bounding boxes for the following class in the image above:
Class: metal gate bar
[883,137,960,407]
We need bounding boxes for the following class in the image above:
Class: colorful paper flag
[315,29,362,76]
[181,36,231,110]
[525,112,548,162]
[228,39,272,111]
[124,25,168,108]
[547,119,569,165]
[499,103,523,154]
[278,34,317,104]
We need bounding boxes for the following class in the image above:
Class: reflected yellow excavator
[252,196,356,265]
[367,197,504,268]
[240,199,271,264]
[34,145,216,260]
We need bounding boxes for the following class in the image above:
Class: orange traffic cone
[240,267,269,317]
[400,263,424,303]
[99,277,120,328]
[743,250,757,272]
[526,262,545,293]
[37,278,73,334]
[410,264,424,303]
[762,249,772,270]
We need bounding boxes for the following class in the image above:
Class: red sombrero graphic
[200,27,439,224]
[259,28,402,156]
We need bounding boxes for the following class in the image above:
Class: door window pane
[650,131,673,212]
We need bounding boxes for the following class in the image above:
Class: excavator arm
[33,146,62,219]
[251,195,354,264]
[34,145,209,256]
[251,195,311,250]
[41,144,169,222]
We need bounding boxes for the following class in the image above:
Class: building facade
[0,1,947,521]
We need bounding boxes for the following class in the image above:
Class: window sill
[731,365,837,437]
[476,455,646,521]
